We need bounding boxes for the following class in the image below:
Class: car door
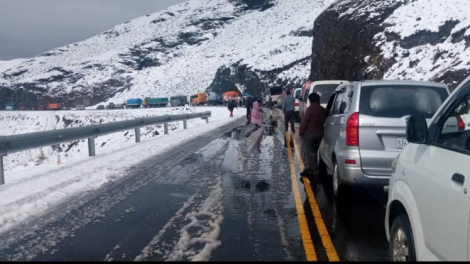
[319,92,340,171]
[403,85,470,260]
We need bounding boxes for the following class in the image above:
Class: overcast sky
[0,0,187,60]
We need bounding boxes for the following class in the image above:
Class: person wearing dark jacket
[245,96,253,123]
[299,93,329,177]
[228,100,238,117]
[282,90,295,133]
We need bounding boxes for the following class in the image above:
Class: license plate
[397,137,409,149]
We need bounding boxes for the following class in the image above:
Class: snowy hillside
[0,0,334,107]
[0,59,25,74]
[310,0,470,88]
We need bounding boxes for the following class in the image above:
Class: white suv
[386,76,470,261]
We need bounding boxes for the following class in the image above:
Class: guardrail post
[135,128,141,143]
[88,137,96,157]
[206,117,209,124]
[0,156,4,185]
[164,123,169,135]
[183,120,188,130]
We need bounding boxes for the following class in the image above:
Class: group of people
[282,90,328,178]
[227,95,264,128]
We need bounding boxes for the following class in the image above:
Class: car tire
[390,214,416,262]
[332,160,342,197]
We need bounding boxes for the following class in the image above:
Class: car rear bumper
[337,149,391,188]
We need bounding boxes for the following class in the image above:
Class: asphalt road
[0,108,390,261]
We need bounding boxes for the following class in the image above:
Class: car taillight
[346,112,359,146]
[457,116,465,132]
[294,102,299,106]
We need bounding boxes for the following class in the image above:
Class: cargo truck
[126,98,143,109]
[48,103,63,110]
[144,97,169,108]
[207,92,223,105]
[170,95,188,107]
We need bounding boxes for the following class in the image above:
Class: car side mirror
[406,115,428,144]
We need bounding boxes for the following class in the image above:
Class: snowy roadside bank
[0,106,243,235]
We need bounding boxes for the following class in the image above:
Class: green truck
[144,97,169,108]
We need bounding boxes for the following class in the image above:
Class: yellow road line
[285,132,317,262]
[291,132,339,262]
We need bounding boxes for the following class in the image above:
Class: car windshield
[360,85,449,118]
[314,85,339,104]
[294,89,301,98]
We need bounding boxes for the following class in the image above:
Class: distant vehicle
[37,105,47,111]
[114,103,124,109]
[76,105,86,110]
[197,92,207,106]
[97,105,105,110]
[106,102,115,109]
[318,80,450,197]
[293,88,302,122]
[126,98,143,109]
[270,87,282,108]
[5,102,15,111]
[223,91,239,105]
[19,106,27,111]
[190,95,198,106]
[170,95,188,107]
[207,92,223,105]
[144,97,169,108]
[385,76,470,261]
[48,103,63,110]
[300,80,348,121]
[64,106,72,110]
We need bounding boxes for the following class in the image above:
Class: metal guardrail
[0,111,211,185]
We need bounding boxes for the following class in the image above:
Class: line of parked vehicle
[295,77,470,261]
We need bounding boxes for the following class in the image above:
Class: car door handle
[452,173,465,185]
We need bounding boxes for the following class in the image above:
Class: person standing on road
[245,96,253,124]
[251,97,263,129]
[299,93,329,177]
[282,90,295,133]
[228,99,237,117]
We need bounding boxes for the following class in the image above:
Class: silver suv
[318,80,450,196]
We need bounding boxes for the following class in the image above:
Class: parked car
[97,105,105,110]
[76,105,86,110]
[385,76,470,261]
[318,80,450,197]
[293,88,302,122]
[300,80,348,121]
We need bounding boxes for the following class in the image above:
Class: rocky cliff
[310,0,470,89]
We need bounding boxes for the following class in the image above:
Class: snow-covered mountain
[310,0,470,89]
[0,0,333,107]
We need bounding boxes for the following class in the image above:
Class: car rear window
[295,89,301,98]
[313,85,340,104]
[360,85,449,118]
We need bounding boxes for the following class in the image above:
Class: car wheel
[332,160,342,197]
[390,215,416,262]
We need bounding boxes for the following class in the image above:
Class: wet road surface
[0,109,389,261]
